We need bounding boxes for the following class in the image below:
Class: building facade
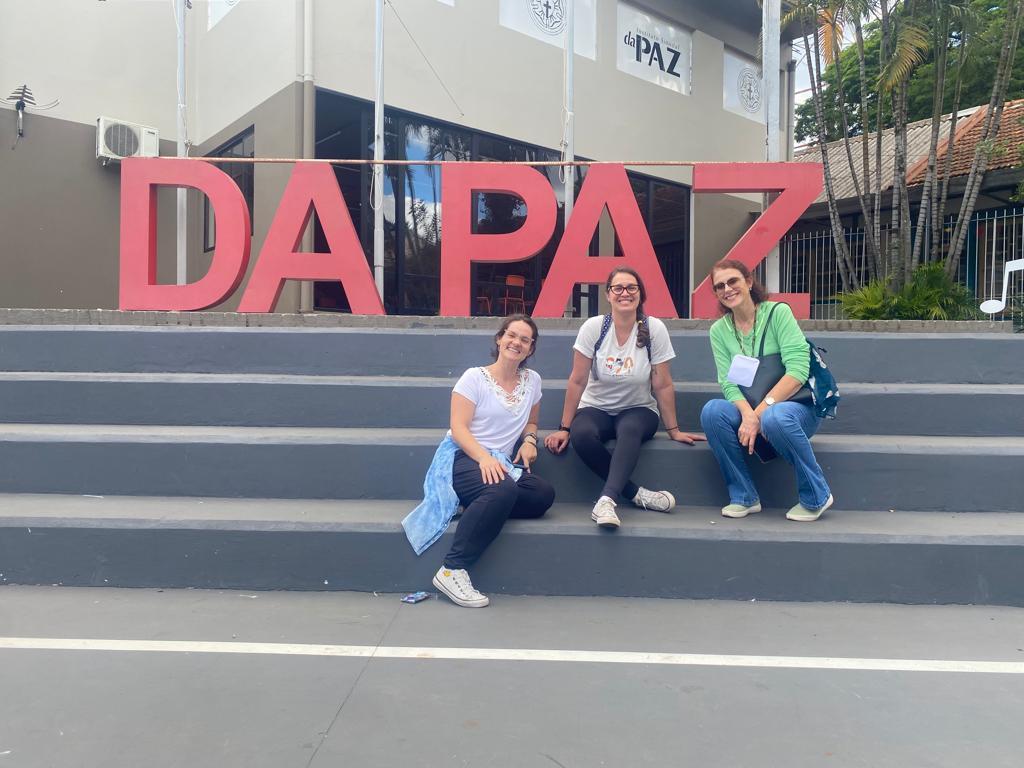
[0,0,798,316]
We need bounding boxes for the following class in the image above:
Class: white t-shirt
[573,315,675,415]
[451,366,543,457]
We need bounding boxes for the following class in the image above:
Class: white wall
[188,0,300,144]
[0,0,179,134]
[311,0,783,187]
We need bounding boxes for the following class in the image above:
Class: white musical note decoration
[980,258,1024,314]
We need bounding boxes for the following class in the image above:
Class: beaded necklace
[731,304,759,357]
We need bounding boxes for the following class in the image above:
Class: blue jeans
[700,398,831,510]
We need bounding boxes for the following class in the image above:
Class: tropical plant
[839,261,983,318]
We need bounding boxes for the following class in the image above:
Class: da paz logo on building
[529,0,566,35]
[737,66,762,114]
[623,28,682,78]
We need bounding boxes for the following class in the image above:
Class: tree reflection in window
[400,122,471,315]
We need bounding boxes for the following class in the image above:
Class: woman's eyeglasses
[608,284,640,296]
[503,330,534,345]
[713,276,744,293]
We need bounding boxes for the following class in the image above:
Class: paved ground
[1,586,1023,767]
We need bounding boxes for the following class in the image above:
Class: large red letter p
[439,164,557,316]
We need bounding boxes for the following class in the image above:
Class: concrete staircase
[1,324,1022,604]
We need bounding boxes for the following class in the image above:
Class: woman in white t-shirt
[433,314,555,608]
[544,267,705,529]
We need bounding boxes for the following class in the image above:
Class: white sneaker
[591,496,620,529]
[432,566,489,608]
[632,486,676,513]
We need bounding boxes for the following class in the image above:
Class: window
[204,128,255,252]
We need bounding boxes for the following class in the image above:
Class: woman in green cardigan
[700,259,833,522]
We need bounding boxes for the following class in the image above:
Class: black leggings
[570,406,659,501]
[444,450,555,571]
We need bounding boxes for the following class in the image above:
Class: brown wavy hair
[605,266,650,349]
[491,314,539,368]
[709,259,769,316]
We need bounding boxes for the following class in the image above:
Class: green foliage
[837,278,895,318]
[838,262,983,319]
[796,0,1024,144]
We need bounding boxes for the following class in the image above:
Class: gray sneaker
[432,566,489,608]
[591,496,620,528]
[633,486,676,513]
[721,502,762,518]
[786,494,834,522]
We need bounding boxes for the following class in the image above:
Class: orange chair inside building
[499,274,527,315]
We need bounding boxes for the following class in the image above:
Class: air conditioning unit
[96,117,160,164]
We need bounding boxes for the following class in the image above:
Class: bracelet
[664,425,679,433]
[523,431,538,441]
[523,436,538,445]
[557,423,572,433]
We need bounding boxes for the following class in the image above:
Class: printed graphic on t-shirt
[603,354,635,377]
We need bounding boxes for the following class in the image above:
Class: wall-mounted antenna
[4,84,61,149]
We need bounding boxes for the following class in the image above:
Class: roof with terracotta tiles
[905,98,1024,185]
[792,100,1024,204]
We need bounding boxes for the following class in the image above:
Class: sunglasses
[608,284,640,296]
[713,276,745,293]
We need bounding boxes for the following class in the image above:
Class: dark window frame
[203,126,255,252]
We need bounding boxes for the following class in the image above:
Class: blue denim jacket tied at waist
[402,435,523,556]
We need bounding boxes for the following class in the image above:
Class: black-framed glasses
[713,276,744,293]
[608,284,640,296]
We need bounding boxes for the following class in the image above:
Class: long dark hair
[605,266,650,349]
[709,258,769,316]
[491,313,539,368]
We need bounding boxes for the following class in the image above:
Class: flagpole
[373,0,385,301]
[564,0,576,314]
[762,0,781,292]
[175,0,187,286]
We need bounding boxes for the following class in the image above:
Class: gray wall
[0,114,176,310]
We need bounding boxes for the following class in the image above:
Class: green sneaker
[786,494,834,522]
[721,502,761,519]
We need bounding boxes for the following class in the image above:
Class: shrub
[838,262,982,321]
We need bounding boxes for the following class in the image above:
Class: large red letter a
[238,163,384,314]
[532,165,676,318]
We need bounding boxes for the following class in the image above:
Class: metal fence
[777,206,1024,325]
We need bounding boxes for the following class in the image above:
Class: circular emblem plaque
[529,0,567,36]
[737,66,762,114]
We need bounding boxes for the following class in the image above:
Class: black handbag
[736,303,812,461]
[737,303,813,408]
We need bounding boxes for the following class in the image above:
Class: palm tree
[945,0,1024,278]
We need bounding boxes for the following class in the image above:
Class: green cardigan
[709,301,810,402]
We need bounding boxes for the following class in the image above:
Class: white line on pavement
[1,636,1022,674]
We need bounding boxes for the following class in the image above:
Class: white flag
[499,0,597,60]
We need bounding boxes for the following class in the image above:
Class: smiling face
[711,267,754,313]
[495,319,536,366]
[607,271,642,315]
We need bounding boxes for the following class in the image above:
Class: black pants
[569,406,659,501]
[443,450,555,570]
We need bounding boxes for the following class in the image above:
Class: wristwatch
[764,396,777,407]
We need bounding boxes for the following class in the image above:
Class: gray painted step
[2,325,1023,383]
[1,372,1021,436]
[0,425,1020,512]
[3,494,1024,605]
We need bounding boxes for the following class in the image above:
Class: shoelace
[452,571,481,598]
